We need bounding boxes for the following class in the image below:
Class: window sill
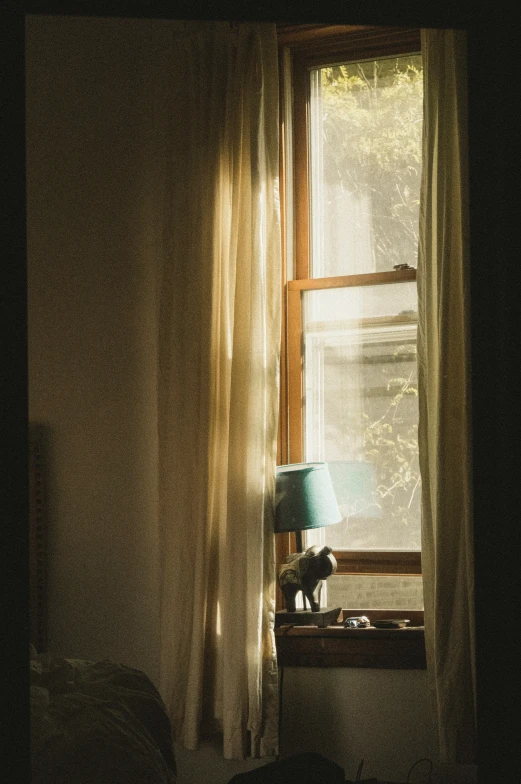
[275,625,426,669]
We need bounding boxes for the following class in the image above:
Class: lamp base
[275,607,342,628]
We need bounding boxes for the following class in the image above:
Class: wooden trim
[288,268,416,290]
[276,624,424,635]
[279,25,421,66]
[275,625,426,668]
[278,46,289,469]
[292,53,310,281]
[287,286,303,463]
[340,608,424,625]
[334,550,422,575]
[276,24,368,46]
[298,30,421,68]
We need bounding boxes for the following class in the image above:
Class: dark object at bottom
[227,752,345,784]
[275,607,342,628]
[345,779,378,783]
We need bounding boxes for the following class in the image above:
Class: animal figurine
[278,545,337,613]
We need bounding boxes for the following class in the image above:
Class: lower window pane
[327,574,424,611]
[302,283,421,551]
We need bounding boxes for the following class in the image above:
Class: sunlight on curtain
[157,22,280,760]
[418,28,476,764]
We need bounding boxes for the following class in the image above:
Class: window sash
[286,272,421,575]
[279,29,422,587]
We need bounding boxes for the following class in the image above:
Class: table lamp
[274,462,342,627]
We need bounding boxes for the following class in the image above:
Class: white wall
[26,16,475,784]
[26,15,173,681]
[281,668,436,782]
[172,668,475,784]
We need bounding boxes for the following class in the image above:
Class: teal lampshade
[275,462,342,534]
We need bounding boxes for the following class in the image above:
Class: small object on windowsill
[372,618,410,628]
[393,263,415,270]
[344,615,371,628]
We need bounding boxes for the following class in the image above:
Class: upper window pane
[309,54,423,278]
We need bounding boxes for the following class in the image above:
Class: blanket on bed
[30,651,177,784]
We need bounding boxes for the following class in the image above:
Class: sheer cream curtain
[157,22,280,759]
[418,28,476,764]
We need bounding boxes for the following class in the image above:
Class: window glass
[302,283,420,551]
[309,54,423,277]
[327,574,424,610]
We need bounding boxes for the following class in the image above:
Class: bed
[29,427,177,783]
[30,650,177,784]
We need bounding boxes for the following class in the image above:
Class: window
[278,26,424,613]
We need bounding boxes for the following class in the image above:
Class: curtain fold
[157,22,280,759]
[417,28,476,764]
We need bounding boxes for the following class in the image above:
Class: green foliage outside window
[319,56,423,272]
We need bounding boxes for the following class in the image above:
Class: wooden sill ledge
[275,625,426,669]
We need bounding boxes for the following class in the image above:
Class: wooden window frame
[277,26,423,616]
